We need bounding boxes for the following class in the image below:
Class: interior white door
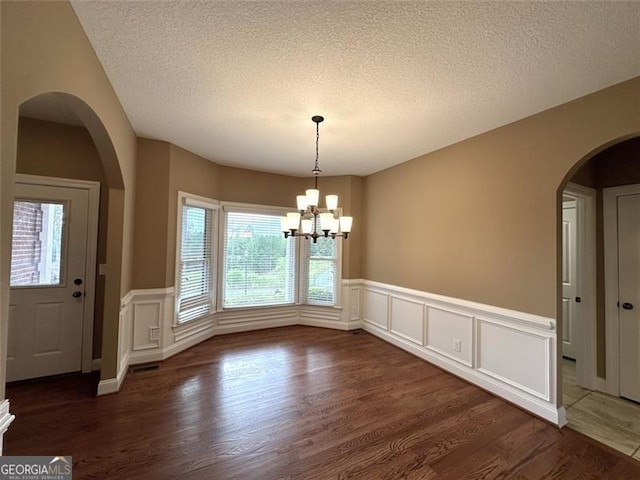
[619,193,640,403]
[7,183,89,382]
[562,201,578,360]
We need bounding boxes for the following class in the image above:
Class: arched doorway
[558,135,640,458]
[7,94,109,382]
[6,92,126,387]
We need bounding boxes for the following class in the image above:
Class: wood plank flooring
[6,326,640,479]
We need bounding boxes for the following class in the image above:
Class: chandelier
[281,115,352,243]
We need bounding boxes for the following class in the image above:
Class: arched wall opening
[556,133,640,409]
[6,92,126,388]
[1,1,140,400]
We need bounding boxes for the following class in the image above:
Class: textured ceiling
[69,1,640,177]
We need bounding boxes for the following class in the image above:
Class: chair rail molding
[97,281,362,396]
[359,279,563,426]
[96,278,563,427]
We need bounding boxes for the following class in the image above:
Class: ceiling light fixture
[281,115,353,243]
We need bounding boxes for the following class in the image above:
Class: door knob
[74,278,83,285]
[622,302,634,310]
[72,291,83,298]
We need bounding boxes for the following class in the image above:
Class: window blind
[301,225,337,306]
[223,211,295,308]
[177,204,214,323]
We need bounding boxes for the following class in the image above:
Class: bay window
[176,195,341,320]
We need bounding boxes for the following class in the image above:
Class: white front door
[7,183,89,382]
[562,201,578,360]
[619,193,640,403]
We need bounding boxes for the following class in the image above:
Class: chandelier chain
[315,120,320,173]
[312,116,322,177]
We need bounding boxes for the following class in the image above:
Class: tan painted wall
[363,77,640,320]
[133,139,171,289]
[16,117,109,357]
[133,140,363,289]
[1,1,137,383]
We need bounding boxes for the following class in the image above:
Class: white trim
[220,201,291,214]
[175,191,219,326]
[218,202,296,310]
[363,279,555,331]
[173,314,214,343]
[0,400,15,454]
[476,316,552,401]
[564,183,599,390]
[100,282,361,393]
[359,279,561,425]
[125,287,175,299]
[426,304,473,367]
[364,322,563,425]
[603,183,640,396]
[101,279,563,426]
[299,305,347,329]
[181,191,220,209]
[14,174,100,374]
[97,308,130,400]
[298,220,343,308]
[97,362,128,396]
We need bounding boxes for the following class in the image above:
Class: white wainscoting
[361,280,563,426]
[98,278,563,427]
[98,281,362,396]
[390,296,424,345]
[0,400,15,454]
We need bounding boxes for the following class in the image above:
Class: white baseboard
[97,352,128,396]
[0,400,15,454]
[359,279,562,426]
[96,279,565,428]
[100,283,362,394]
[364,323,562,425]
[557,406,568,427]
[102,279,562,427]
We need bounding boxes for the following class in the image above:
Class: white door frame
[14,174,100,374]
[564,182,599,390]
[603,183,640,397]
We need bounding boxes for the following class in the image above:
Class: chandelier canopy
[281,115,352,243]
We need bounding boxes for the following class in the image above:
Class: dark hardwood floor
[5,326,640,479]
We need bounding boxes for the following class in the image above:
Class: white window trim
[174,197,345,319]
[174,191,220,326]
[298,212,343,308]
[218,202,296,311]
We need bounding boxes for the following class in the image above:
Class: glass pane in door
[10,200,65,286]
